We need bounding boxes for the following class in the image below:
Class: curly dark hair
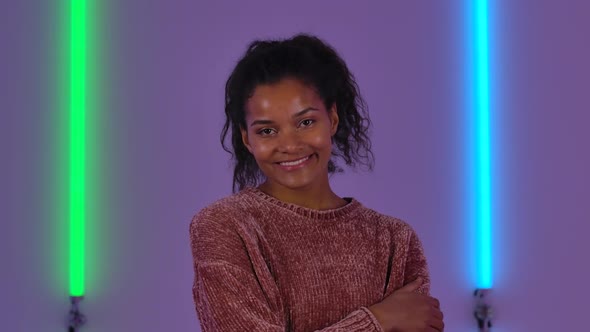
[221,34,374,192]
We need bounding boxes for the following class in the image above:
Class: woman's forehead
[246,79,323,118]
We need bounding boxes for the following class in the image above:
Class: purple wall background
[2,0,589,331]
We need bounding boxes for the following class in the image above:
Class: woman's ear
[241,127,253,153]
[329,104,339,136]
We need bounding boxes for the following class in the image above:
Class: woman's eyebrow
[250,119,274,127]
[293,107,319,118]
[249,107,319,127]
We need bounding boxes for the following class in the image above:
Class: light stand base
[474,288,493,331]
[68,296,87,332]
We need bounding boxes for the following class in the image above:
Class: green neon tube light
[70,0,86,297]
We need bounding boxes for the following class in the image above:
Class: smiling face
[241,78,339,194]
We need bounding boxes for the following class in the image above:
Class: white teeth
[279,156,310,166]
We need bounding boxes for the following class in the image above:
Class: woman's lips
[279,155,310,166]
[276,154,314,170]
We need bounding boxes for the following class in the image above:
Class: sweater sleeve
[190,211,384,332]
[193,261,284,331]
[403,227,431,295]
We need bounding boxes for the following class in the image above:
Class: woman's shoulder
[195,191,242,214]
[191,190,252,225]
[189,190,266,264]
[356,204,418,235]
[188,192,253,249]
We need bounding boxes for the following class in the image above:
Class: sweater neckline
[244,187,361,221]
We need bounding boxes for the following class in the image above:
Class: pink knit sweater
[190,187,430,332]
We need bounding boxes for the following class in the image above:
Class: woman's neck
[258,180,347,210]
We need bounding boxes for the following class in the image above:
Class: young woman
[190,34,444,332]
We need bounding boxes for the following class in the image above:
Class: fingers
[429,307,444,331]
[432,307,444,320]
[397,277,423,293]
[429,316,445,331]
[387,282,444,332]
[429,297,440,308]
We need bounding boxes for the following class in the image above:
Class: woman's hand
[368,278,444,332]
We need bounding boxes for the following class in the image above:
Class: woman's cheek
[308,131,331,149]
[252,139,274,157]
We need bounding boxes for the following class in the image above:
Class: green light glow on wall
[70,0,87,297]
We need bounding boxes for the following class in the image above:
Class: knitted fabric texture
[190,187,430,332]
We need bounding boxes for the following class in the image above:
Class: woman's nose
[277,130,303,153]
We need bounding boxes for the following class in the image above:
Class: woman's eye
[258,128,275,136]
[300,119,315,127]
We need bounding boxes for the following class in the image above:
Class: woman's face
[241,78,339,192]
